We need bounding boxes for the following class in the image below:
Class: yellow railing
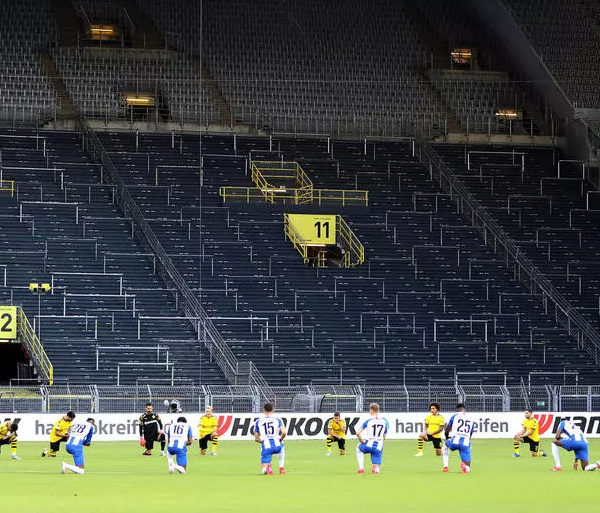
[220,186,368,206]
[336,216,365,267]
[283,213,310,263]
[251,161,314,204]
[0,179,15,197]
[17,306,53,385]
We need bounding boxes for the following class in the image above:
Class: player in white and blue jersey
[443,404,474,474]
[165,416,194,474]
[550,419,590,472]
[253,403,287,475]
[61,418,95,475]
[355,403,389,474]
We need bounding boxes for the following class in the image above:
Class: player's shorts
[66,445,84,467]
[0,436,15,447]
[50,437,68,452]
[358,443,383,465]
[144,432,160,450]
[260,444,283,464]
[328,435,346,450]
[522,436,539,453]
[445,439,471,462]
[168,446,187,466]
[199,434,214,451]
[425,436,442,449]
[561,439,589,461]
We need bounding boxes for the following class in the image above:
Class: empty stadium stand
[0,129,225,385]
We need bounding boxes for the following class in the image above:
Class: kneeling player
[253,403,287,475]
[61,418,95,475]
[326,412,347,456]
[0,420,20,460]
[139,403,165,456]
[513,409,546,458]
[442,404,474,474]
[166,417,194,474]
[356,403,389,474]
[198,406,219,456]
[43,411,75,458]
[415,402,444,457]
[550,419,593,472]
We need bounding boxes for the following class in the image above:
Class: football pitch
[1,440,596,513]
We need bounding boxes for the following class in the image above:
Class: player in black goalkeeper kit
[139,403,166,456]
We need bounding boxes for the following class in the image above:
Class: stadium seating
[0,0,58,125]
[92,130,597,386]
[0,130,226,385]
[504,0,600,107]
[432,144,600,343]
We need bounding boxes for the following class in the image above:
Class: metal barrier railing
[3,383,597,413]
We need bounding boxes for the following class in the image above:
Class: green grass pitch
[1,440,596,513]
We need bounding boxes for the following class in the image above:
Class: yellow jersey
[199,415,218,438]
[327,418,347,438]
[523,417,540,442]
[425,413,445,438]
[0,422,11,437]
[50,418,73,443]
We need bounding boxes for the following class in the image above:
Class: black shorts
[0,437,13,447]
[522,436,539,452]
[199,434,214,450]
[426,436,442,449]
[144,432,161,450]
[50,437,68,452]
[329,435,346,450]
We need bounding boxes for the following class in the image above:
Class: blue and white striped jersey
[66,422,94,448]
[254,415,284,450]
[166,422,193,449]
[447,412,475,446]
[558,420,587,443]
[359,416,389,449]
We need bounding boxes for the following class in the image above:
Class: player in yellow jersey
[415,402,445,457]
[326,412,347,456]
[0,420,20,460]
[42,411,75,458]
[198,406,219,456]
[513,409,547,458]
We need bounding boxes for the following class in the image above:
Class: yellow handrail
[17,306,53,385]
[220,186,368,206]
[0,179,15,197]
[336,215,365,267]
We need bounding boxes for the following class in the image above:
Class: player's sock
[160,440,166,452]
[442,445,449,468]
[513,442,520,455]
[551,443,561,468]
[64,463,84,474]
[10,437,17,456]
[212,435,218,454]
[174,464,186,474]
[356,445,365,470]
[277,446,285,469]
[417,438,424,454]
[326,436,333,453]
